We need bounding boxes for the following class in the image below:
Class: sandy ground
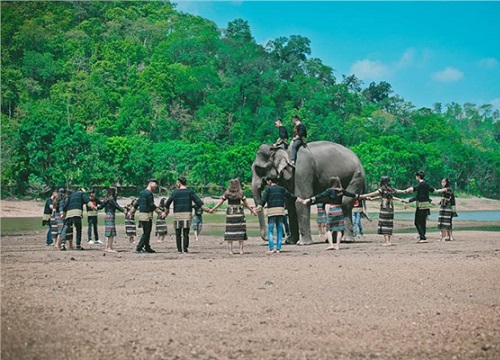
[1,198,500,359]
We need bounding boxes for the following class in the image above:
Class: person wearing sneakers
[256,176,298,254]
[86,189,103,245]
[61,188,97,251]
[404,171,435,243]
[129,179,165,254]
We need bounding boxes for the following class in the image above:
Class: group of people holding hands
[43,169,456,255]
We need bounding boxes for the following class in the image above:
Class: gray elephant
[252,141,366,245]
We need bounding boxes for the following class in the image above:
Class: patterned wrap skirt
[316,204,328,224]
[104,212,117,237]
[125,215,136,236]
[64,218,73,241]
[224,206,248,241]
[155,217,168,236]
[377,205,394,235]
[327,205,344,232]
[437,203,453,230]
[50,214,58,239]
[191,213,203,231]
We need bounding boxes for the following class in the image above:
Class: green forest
[2,1,500,199]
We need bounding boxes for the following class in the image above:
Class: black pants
[62,217,82,246]
[137,219,153,251]
[87,216,99,241]
[291,139,304,162]
[414,208,429,240]
[175,228,190,252]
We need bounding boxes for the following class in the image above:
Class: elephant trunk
[252,174,267,241]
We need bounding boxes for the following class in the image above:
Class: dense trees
[1,1,499,198]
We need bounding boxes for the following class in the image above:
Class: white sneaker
[87,240,96,244]
[95,239,103,244]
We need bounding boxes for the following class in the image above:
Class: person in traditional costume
[210,179,257,254]
[359,176,407,246]
[434,178,457,241]
[257,177,298,253]
[303,176,357,250]
[155,198,168,242]
[61,188,96,251]
[129,179,165,253]
[86,189,103,244]
[404,171,435,243]
[42,191,57,246]
[100,186,125,252]
[165,177,210,253]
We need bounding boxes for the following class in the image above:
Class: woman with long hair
[101,186,125,252]
[434,178,456,241]
[359,176,406,246]
[155,198,168,242]
[210,179,257,254]
[124,198,137,243]
[303,176,357,250]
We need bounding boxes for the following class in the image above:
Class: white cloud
[478,58,498,69]
[490,97,500,110]
[350,59,389,80]
[397,48,415,68]
[432,67,464,82]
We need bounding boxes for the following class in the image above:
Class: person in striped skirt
[155,198,168,242]
[360,176,407,246]
[124,199,137,243]
[101,187,125,252]
[191,204,204,242]
[209,179,257,254]
[303,176,357,251]
[435,178,456,242]
[316,202,327,239]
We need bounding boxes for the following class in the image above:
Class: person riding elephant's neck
[290,115,307,167]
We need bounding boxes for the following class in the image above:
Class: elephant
[251,141,366,245]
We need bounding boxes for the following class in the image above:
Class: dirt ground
[1,199,500,359]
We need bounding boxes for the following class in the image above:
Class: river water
[1,211,499,236]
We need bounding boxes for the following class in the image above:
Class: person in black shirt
[165,177,211,253]
[303,176,358,250]
[290,115,307,166]
[256,177,298,253]
[272,118,289,150]
[86,189,103,245]
[129,179,166,253]
[404,171,435,243]
[100,186,125,253]
[61,188,97,251]
[42,191,57,246]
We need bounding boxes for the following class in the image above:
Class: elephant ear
[281,166,293,181]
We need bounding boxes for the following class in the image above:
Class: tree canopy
[2,1,499,198]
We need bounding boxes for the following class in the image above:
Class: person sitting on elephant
[290,115,307,166]
[256,176,300,254]
[302,176,358,251]
[272,118,289,150]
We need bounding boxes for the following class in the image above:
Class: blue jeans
[352,212,363,236]
[267,216,284,251]
[46,224,53,245]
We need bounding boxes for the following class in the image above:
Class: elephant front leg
[296,201,313,245]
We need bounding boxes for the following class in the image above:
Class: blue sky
[174,1,500,111]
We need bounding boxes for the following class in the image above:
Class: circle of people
[42,170,456,255]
